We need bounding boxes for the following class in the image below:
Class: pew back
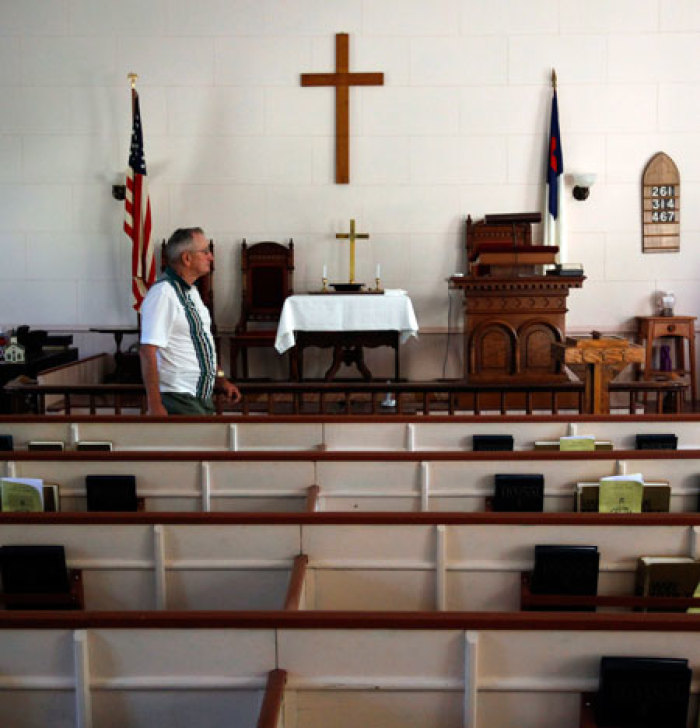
[1,614,699,728]
[2,414,700,452]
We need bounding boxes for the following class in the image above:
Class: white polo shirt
[140,269,217,400]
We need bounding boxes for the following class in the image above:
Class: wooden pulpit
[452,214,584,384]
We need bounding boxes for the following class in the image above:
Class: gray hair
[164,227,205,266]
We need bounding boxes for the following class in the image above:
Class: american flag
[124,88,154,312]
[543,84,566,262]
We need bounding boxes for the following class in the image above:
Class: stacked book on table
[470,244,558,277]
[466,212,560,277]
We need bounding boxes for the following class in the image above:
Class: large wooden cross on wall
[301,33,384,184]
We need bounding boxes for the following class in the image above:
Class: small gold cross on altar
[336,219,369,284]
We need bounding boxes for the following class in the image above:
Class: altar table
[275,293,419,380]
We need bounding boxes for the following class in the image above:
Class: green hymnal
[534,439,613,451]
[0,477,44,512]
[559,435,595,451]
[598,473,644,513]
[576,481,670,513]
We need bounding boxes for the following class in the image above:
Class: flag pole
[128,72,138,112]
[127,73,139,329]
[551,68,557,91]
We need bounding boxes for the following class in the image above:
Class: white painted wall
[1,0,699,377]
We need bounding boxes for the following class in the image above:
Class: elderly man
[140,227,240,415]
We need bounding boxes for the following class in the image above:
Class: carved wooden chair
[229,239,294,379]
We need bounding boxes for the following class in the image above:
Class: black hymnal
[0,435,13,451]
[27,441,64,452]
[85,474,138,512]
[530,544,599,611]
[76,441,113,452]
[546,266,585,277]
[493,474,544,512]
[472,435,514,452]
[484,212,541,225]
[596,656,691,728]
[0,545,71,610]
[635,433,678,450]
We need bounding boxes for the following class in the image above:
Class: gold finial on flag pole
[551,68,557,91]
[128,72,138,89]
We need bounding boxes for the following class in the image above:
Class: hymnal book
[0,434,13,451]
[641,484,671,513]
[475,250,557,266]
[42,482,60,513]
[598,473,644,514]
[492,474,544,512]
[635,433,678,450]
[483,212,542,225]
[687,581,700,614]
[534,439,613,451]
[27,440,64,452]
[596,656,691,728]
[530,544,599,611]
[0,544,71,610]
[634,556,700,612]
[85,474,138,512]
[559,435,595,451]
[576,482,671,513]
[76,441,113,452]
[472,434,514,452]
[0,477,44,512]
[546,263,585,278]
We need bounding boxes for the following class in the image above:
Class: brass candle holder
[375,277,382,292]
[322,276,328,293]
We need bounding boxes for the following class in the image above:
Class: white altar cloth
[275,293,419,354]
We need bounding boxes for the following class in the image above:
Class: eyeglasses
[190,247,211,255]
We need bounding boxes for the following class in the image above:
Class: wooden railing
[4,377,686,416]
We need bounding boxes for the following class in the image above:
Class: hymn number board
[642,152,680,253]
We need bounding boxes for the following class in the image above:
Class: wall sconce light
[572,173,597,201]
[111,173,126,201]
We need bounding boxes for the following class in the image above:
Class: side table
[635,315,697,403]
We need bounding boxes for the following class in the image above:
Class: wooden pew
[0,611,698,728]
[2,513,700,612]
[2,448,699,513]
[2,413,700,452]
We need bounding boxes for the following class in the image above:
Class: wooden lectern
[552,335,645,414]
[451,214,584,383]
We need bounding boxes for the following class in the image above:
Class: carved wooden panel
[452,276,581,382]
[519,323,561,373]
[471,324,515,376]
